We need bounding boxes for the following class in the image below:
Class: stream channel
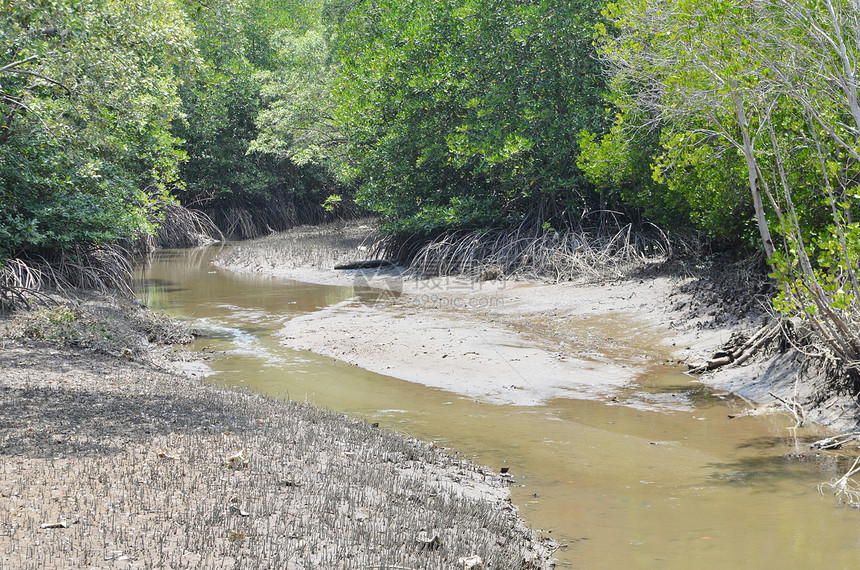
[134,246,860,568]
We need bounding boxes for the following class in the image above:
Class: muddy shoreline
[214,223,860,432]
[0,304,554,568]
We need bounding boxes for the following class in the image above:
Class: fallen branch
[811,432,860,450]
[706,354,733,369]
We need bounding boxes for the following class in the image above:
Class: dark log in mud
[334,259,397,270]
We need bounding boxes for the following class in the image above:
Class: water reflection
[134,247,860,568]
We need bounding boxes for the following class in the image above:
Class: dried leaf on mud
[225,449,249,470]
[157,447,180,460]
[459,555,484,569]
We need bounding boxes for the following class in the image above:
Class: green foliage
[1,0,196,260]
[173,0,343,234]
[579,0,857,245]
[250,27,344,170]
[771,223,860,315]
[587,0,860,364]
[330,0,607,234]
[322,194,342,213]
[0,137,157,254]
[577,121,691,232]
[173,0,270,203]
[578,1,762,245]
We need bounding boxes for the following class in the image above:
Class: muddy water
[135,247,860,568]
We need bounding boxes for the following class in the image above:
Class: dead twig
[768,389,806,428]
[820,454,860,505]
[811,432,860,450]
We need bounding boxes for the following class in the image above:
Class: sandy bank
[278,276,730,407]
[216,224,860,432]
[0,309,553,568]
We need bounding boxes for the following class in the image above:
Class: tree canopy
[324,0,608,234]
[580,0,860,365]
[1,0,196,258]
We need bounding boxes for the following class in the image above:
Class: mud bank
[277,277,722,407]
[0,302,554,569]
[215,224,860,433]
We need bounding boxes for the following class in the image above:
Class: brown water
[134,247,860,568]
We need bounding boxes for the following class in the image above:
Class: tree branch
[4,69,72,95]
[0,55,39,75]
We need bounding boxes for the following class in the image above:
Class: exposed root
[688,322,781,374]
[733,322,782,366]
[2,199,225,314]
[401,223,669,283]
[1,245,134,313]
[820,455,860,506]
[0,259,54,312]
[202,191,356,241]
[127,200,224,254]
[153,201,223,249]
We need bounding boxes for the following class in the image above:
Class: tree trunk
[732,86,775,260]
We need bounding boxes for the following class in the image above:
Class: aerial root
[820,454,860,506]
[688,322,781,374]
[403,223,669,283]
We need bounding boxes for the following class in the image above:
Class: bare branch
[0,55,39,75]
